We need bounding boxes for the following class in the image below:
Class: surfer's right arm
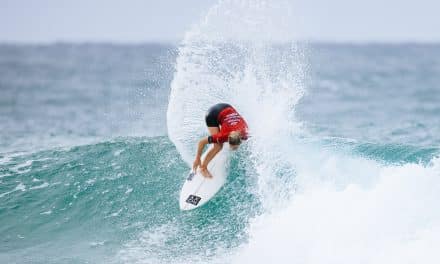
[193,137,209,171]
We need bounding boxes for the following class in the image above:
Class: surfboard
[179,146,229,210]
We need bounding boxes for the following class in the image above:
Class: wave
[1,135,438,263]
[0,137,259,263]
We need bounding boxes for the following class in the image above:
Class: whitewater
[168,0,440,263]
[1,0,440,263]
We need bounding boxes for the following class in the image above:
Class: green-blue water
[0,137,259,263]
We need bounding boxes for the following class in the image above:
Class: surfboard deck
[179,147,229,210]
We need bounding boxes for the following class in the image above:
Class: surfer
[193,103,248,178]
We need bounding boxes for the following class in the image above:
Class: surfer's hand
[193,158,201,171]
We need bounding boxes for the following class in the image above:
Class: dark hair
[228,131,242,145]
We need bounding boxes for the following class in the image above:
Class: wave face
[0,137,259,263]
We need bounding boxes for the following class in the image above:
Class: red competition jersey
[208,107,248,144]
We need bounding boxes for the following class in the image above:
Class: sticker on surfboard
[185,195,201,205]
[187,172,195,181]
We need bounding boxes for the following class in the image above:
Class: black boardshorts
[205,103,231,127]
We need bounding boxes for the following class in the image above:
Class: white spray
[167,0,306,209]
[168,1,440,263]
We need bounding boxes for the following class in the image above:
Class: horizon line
[1,40,440,46]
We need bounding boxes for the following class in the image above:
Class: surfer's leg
[201,104,227,177]
[200,142,222,178]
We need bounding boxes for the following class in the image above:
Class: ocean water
[1,1,440,264]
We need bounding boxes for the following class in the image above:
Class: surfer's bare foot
[200,167,213,178]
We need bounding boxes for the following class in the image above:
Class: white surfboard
[179,147,230,210]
